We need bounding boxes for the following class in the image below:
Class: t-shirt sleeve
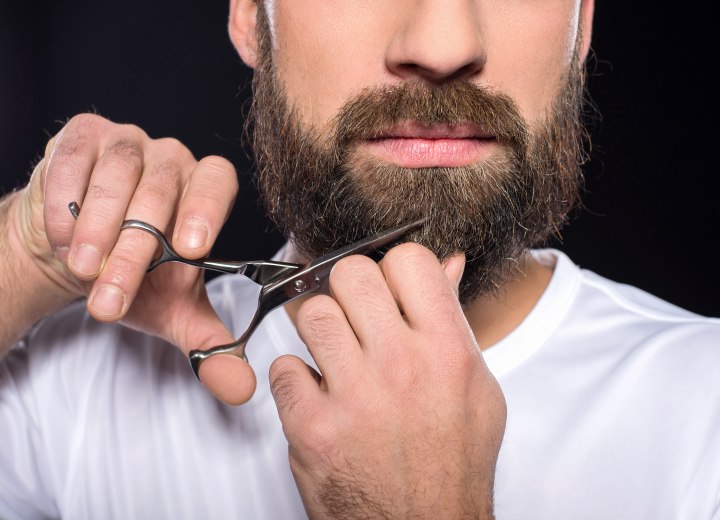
[0,340,58,520]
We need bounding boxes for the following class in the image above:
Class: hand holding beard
[269,244,507,519]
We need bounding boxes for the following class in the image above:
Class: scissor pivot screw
[293,279,307,293]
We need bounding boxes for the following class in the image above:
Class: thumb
[172,293,258,406]
[442,253,466,298]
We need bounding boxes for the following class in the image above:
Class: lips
[360,122,498,169]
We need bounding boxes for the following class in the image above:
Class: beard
[249,6,587,304]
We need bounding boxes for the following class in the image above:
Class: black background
[1,1,718,316]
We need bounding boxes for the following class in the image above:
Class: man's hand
[269,244,507,519]
[2,113,255,404]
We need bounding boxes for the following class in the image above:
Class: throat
[464,253,554,351]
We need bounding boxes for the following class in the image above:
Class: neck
[463,253,553,350]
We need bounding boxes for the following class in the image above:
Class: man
[0,0,718,518]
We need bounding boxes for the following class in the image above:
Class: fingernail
[90,285,125,317]
[70,244,103,276]
[178,219,208,250]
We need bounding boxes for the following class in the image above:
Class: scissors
[68,202,423,379]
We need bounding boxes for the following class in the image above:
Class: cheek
[269,0,582,127]
[271,2,387,132]
[482,0,581,121]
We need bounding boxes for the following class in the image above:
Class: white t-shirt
[1,250,718,519]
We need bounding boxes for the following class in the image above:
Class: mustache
[332,81,530,150]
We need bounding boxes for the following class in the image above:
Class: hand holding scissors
[69,202,422,379]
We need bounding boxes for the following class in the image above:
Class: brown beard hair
[249,4,588,304]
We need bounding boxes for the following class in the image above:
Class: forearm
[0,190,75,357]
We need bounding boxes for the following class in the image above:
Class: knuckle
[118,123,148,140]
[329,256,388,307]
[300,413,338,454]
[297,296,341,335]
[45,150,85,190]
[381,243,440,286]
[104,138,143,165]
[269,359,320,421]
[155,137,195,163]
[44,136,59,159]
[269,358,299,403]
[100,260,135,292]
[331,255,377,285]
[53,138,86,160]
[195,156,239,191]
[94,141,144,182]
[66,113,106,133]
[134,181,178,214]
[384,241,435,268]
[148,159,183,189]
[86,183,121,204]
[296,297,352,356]
[101,241,151,289]
[198,155,235,176]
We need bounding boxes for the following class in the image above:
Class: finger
[196,353,258,406]
[295,294,363,389]
[172,155,239,259]
[119,263,257,405]
[42,115,106,255]
[269,354,324,432]
[441,253,466,299]
[67,128,146,281]
[379,243,463,329]
[157,284,257,406]
[84,149,190,320]
[328,255,405,352]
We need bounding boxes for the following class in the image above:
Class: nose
[385,0,486,83]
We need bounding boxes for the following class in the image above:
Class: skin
[0,0,594,517]
[228,0,594,517]
[0,117,257,401]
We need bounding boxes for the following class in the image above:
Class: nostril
[394,60,483,84]
[447,62,483,82]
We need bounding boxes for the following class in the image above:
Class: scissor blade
[305,219,425,274]
[242,261,301,285]
[224,218,425,359]
[262,218,425,301]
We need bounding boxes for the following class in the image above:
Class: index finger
[171,155,239,260]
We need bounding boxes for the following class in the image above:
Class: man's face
[263,0,587,136]
[242,0,592,302]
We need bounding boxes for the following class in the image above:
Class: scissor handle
[68,202,296,277]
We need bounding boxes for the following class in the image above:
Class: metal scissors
[68,202,423,379]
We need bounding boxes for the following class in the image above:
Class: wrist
[0,190,78,352]
[303,465,497,520]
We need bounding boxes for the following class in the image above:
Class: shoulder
[496,252,720,520]
[549,253,720,401]
[572,262,719,348]
[525,250,720,398]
